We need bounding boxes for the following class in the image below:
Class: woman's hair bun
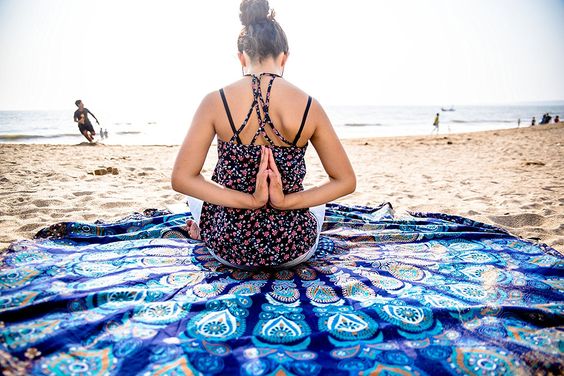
[237,0,287,61]
[239,0,271,26]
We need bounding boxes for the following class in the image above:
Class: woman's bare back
[214,75,314,148]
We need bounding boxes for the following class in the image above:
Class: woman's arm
[271,98,356,210]
[171,92,269,209]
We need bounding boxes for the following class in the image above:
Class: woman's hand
[266,147,286,210]
[251,146,270,209]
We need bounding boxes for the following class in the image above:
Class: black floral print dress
[199,73,317,269]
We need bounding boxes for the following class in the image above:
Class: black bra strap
[292,96,312,146]
[219,88,241,144]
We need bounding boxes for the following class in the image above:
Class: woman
[171,0,355,270]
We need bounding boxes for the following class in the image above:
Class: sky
[0,0,563,116]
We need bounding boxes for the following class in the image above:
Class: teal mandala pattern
[187,295,251,342]
[314,305,379,342]
[0,203,562,375]
[253,303,311,344]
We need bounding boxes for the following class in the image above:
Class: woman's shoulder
[207,76,325,121]
[275,78,308,96]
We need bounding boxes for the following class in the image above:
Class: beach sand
[1,123,562,253]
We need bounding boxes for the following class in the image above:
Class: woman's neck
[245,61,282,76]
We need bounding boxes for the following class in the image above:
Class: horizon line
[2,99,564,112]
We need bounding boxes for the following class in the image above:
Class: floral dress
[199,73,317,269]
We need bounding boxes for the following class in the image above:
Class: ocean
[0,104,562,145]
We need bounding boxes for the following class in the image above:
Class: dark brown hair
[237,0,288,62]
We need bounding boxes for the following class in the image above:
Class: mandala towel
[0,202,562,375]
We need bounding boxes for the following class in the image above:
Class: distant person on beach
[99,127,104,139]
[73,100,99,143]
[432,113,440,135]
[555,115,560,123]
[517,118,521,128]
[531,116,536,126]
[540,113,551,125]
[104,129,109,138]
[171,0,355,270]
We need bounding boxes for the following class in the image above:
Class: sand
[0,123,562,253]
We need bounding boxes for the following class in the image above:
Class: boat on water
[441,107,456,112]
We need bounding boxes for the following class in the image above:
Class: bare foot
[186,219,201,240]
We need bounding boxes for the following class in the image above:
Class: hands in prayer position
[252,146,286,210]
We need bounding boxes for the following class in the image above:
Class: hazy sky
[0,0,563,115]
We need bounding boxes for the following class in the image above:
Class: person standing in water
[73,99,99,143]
[432,113,440,135]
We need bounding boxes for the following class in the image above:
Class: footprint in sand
[72,191,94,197]
[521,203,542,210]
[463,196,487,202]
[17,223,42,232]
[543,208,555,216]
[523,161,545,167]
[488,213,546,228]
[32,199,62,208]
[101,202,130,209]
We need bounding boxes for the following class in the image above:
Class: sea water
[0,104,562,145]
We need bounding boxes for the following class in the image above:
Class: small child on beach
[171,0,356,270]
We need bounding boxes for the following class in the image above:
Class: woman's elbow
[335,172,356,196]
[171,170,201,196]
[170,171,184,194]
[346,173,357,195]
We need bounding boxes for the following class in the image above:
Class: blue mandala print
[253,303,311,344]
[186,295,251,342]
[0,202,562,375]
[315,305,379,341]
[372,299,434,333]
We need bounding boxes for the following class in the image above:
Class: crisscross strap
[250,74,288,145]
[219,72,312,146]
[230,100,257,144]
[251,74,296,146]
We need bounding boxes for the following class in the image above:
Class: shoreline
[0,124,537,145]
[1,123,562,253]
